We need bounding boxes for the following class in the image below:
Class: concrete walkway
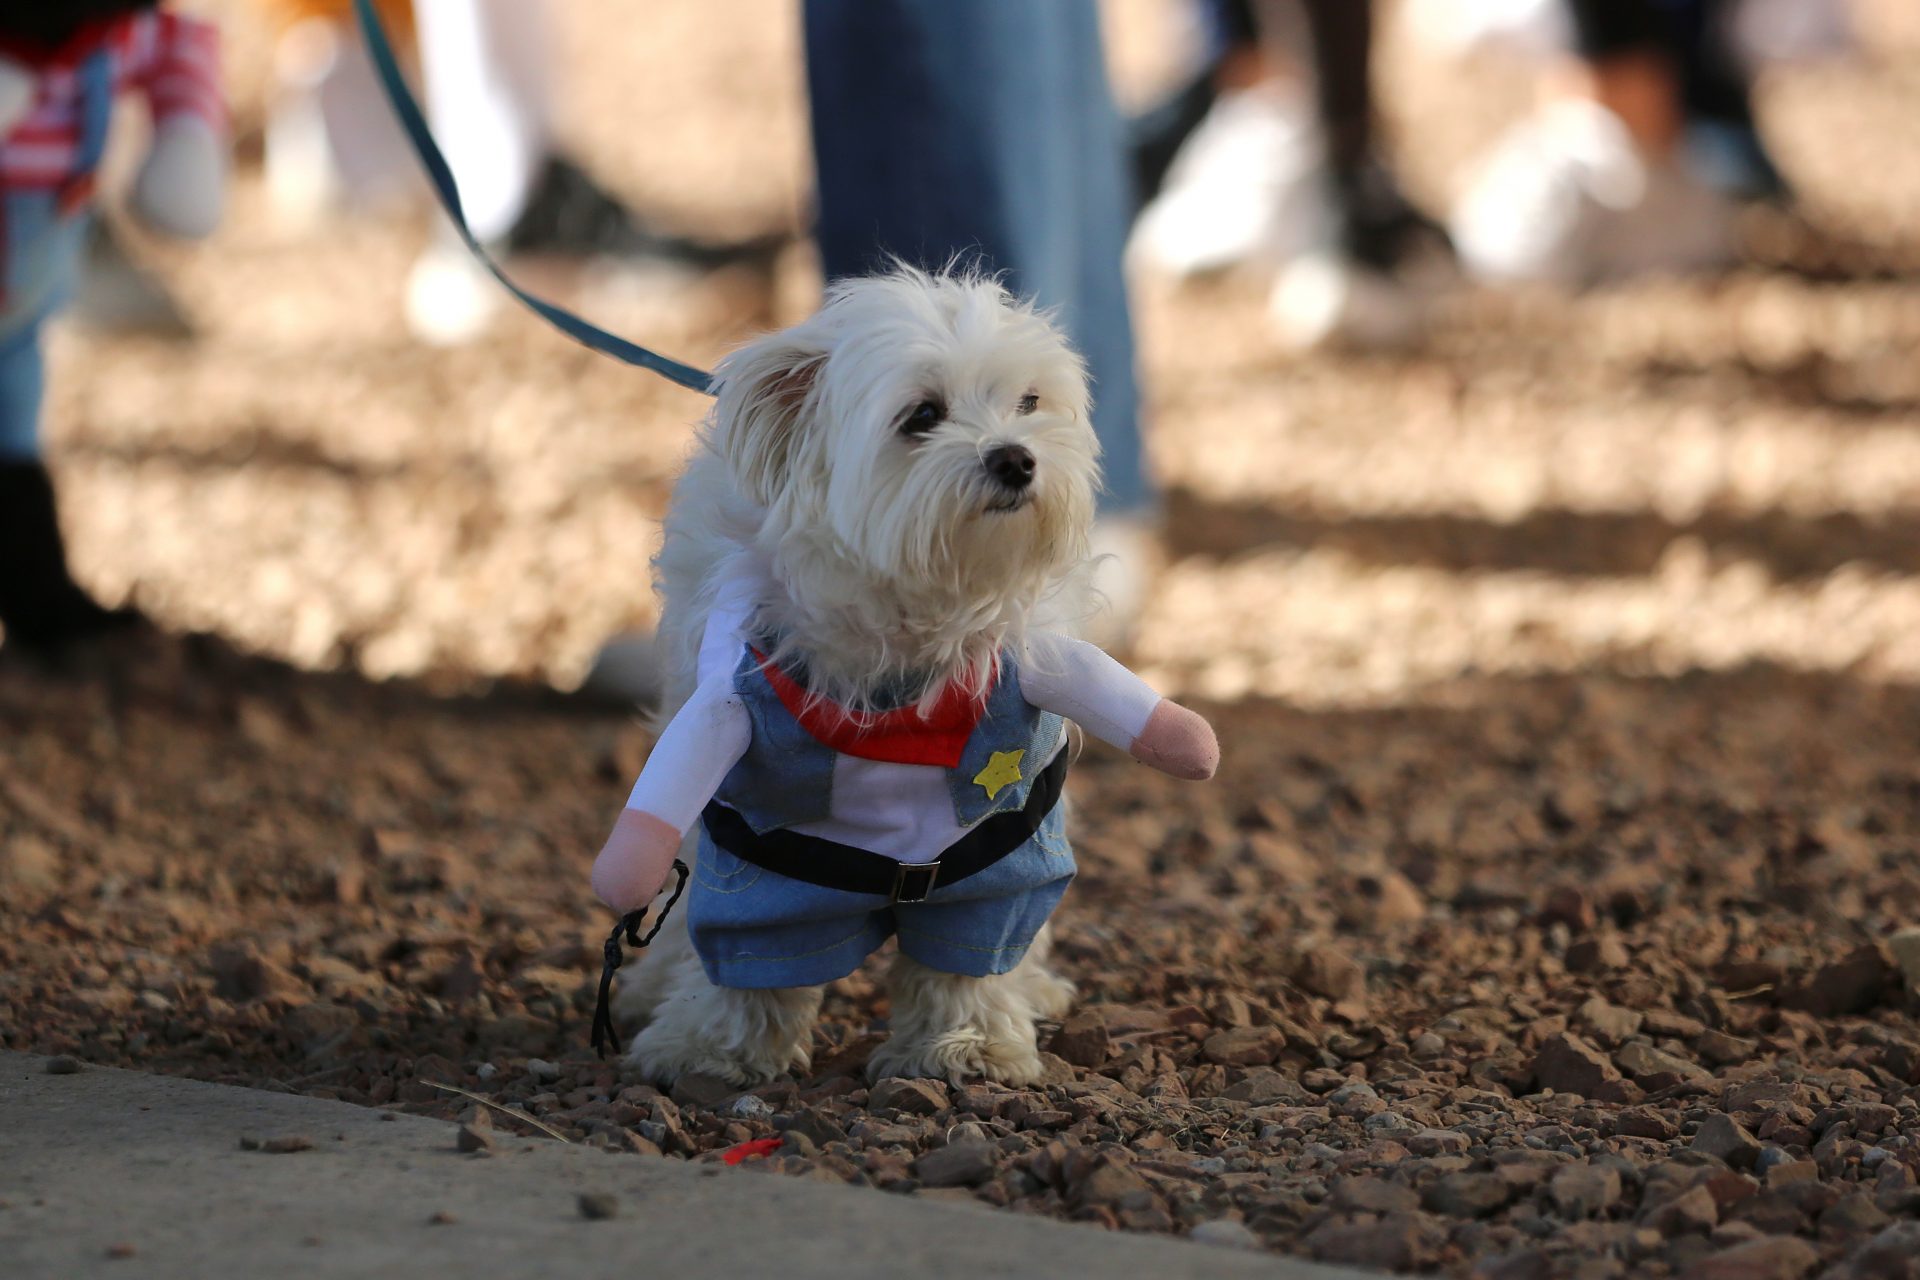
[0,1053,1369,1279]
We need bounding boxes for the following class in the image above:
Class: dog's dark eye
[1017,392,1039,416]
[900,398,945,436]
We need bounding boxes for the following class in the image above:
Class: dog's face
[712,270,1100,611]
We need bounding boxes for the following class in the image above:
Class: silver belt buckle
[892,859,941,903]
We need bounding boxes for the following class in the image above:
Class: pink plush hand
[1129,699,1220,780]
[592,810,683,912]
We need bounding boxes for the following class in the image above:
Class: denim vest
[716,644,1065,840]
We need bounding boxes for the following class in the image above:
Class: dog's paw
[868,1026,1044,1088]
[625,1025,774,1088]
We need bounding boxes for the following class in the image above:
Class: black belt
[699,749,1068,903]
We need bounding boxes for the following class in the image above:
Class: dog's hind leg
[868,951,1051,1087]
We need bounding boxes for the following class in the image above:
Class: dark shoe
[502,156,785,270]
[0,462,143,655]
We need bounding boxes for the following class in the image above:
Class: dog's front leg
[868,951,1056,1087]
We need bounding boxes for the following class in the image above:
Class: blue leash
[350,0,717,396]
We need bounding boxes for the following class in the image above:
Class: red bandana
[751,648,994,768]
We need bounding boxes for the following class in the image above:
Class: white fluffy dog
[595,268,1216,1087]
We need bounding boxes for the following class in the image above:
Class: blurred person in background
[1129,0,1850,337]
[803,0,1159,646]
[1129,0,1452,350]
[0,1,226,659]
[1447,0,1844,285]
[258,0,778,345]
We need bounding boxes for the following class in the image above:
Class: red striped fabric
[1,12,225,191]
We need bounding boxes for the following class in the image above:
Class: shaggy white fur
[622,268,1102,1087]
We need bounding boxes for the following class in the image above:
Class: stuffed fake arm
[1020,633,1219,780]
[0,55,33,135]
[591,671,752,911]
[127,13,228,239]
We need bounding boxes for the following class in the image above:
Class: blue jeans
[804,0,1153,516]
[0,191,88,463]
[686,804,1076,989]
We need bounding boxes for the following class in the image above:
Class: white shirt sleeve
[1017,631,1164,754]
[624,667,752,833]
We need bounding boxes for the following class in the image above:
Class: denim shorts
[686,804,1076,989]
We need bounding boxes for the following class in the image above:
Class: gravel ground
[7,2,1920,1277]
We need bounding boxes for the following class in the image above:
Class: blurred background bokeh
[29,0,1920,705]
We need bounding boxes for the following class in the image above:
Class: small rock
[105,1243,136,1260]
[913,1141,998,1189]
[1409,1128,1471,1157]
[1578,998,1644,1046]
[456,1125,493,1154]
[1293,949,1365,1002]
[1424,1172,1513,1219]
[1190,1219,1261,1251]
[1203,1026,1280,1066]
[1307,1211,1446,1271]
[44,1055,82,1075]
[1617,1042,1711,1085]
[1694,1116,1763,1170]
[868,1077,948,1116]
[1696,1030,1758,1066]
[1644,1185,1720,1236]
[428,1211,457,1226]
[1780,945,1894,1018]
[261,1135,314,1154]
[1551,1164,1624,1219]
[670,1073,737,1110]
[1682,1236,1819,1280]
[1566,935,1630,972]
[1049,1012,1110,1067]
[525,1058,561,1083]
[1333,1178,1420,1216]
[578,1193,618,1221]
[1818,1193,1890,1241]
[1617,1107,1680,1140]
[1533,1032,1624,1097]
[1221,1067,1305,1104]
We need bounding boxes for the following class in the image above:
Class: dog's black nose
[985,444,1036,490]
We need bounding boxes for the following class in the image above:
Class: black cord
[589,860,690,1058]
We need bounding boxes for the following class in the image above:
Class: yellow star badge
[973,749,1026,800]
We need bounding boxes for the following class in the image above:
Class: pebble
[1190,1219,1261,1251]
[525,1058,561,1083]
[578,1193,619,1221]
[912,1141,998,1189]
[43,1056,82,1075]
[1693,1116,1762,1170]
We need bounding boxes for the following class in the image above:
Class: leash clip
[589,860,690,1058]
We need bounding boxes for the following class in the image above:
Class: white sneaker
[1269,252,1428,352]
[1403,0,1569,60]
[1449,100,1738,286]
[404,239,501,346]
[1128,85,1330,280]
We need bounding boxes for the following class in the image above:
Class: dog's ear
[710,331,825,505]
